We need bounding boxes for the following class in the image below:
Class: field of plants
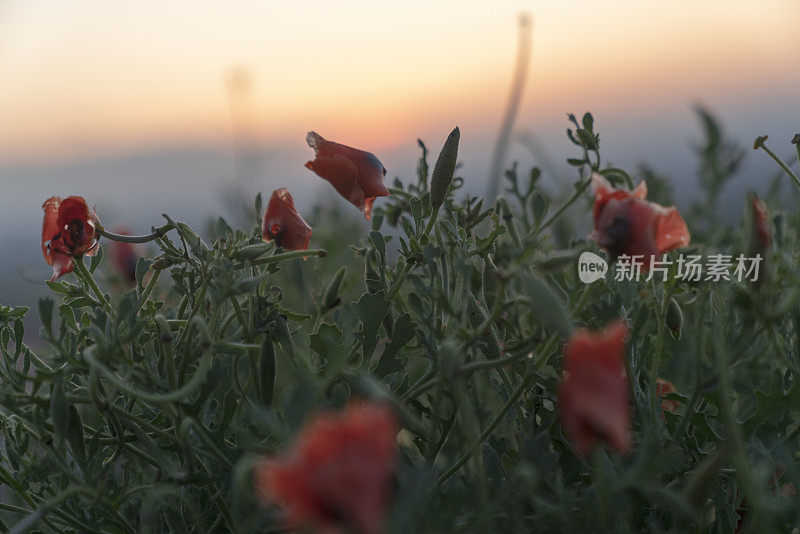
[1,112,799,533]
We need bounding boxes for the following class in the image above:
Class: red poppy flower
[558,320,630,455]
[656,378,681,415]
[109,227,141,286]
[591,174,690,266]
[262,188,312,251]
[749,194,772,254]
[255,402,398,534]
[305,132,389,220]
[41,196,101,281]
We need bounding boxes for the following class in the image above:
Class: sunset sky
[1,0,797,163]
[0,0,798,302]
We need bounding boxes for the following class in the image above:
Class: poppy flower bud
[747,193,772,256]
[322,267,346,310]
[429,127,460,214]
[305,132,389,220]
[41,196,101,281]
[262,188,312,251]
[254,402,398,534]
[591,174,690,269]
[666,297,683,340]
[558,320,630,455]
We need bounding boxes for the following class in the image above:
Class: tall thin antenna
[485,13,533,201]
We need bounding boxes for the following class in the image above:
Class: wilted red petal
[656,378,681,415]
[42,196,63,265]
[558,320,631,455]
[109,227,140,285]
[305,131,389,220]
[591,174,689,265]
[750,195,772,253]
[255,402,397,534]
[41,195,101,280]
[262,188,313,251]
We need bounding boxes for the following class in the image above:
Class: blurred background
[0,0,798,309]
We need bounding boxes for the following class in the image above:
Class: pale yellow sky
[0,0,797,162]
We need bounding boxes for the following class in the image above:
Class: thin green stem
[229,296,252,340]
[72,257,110,310]
[757,142,800,190]
[234,248,326,269]
[135,268,162,315]
[434,371,535,486]
[538,177,591,231]
[649,288,668,419]
[100,223,174,244]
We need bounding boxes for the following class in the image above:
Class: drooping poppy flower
[305,132,389,220]
[558,319,630,455]
[748,193,772,255]
[656,378,681,415]
[255,402,398,534]
[591,174,690,267]
[108,227,141,287]
[41,196,101,281]
[262,188,312,251]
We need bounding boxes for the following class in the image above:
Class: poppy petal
[654,207,690,253]
[305,131,388,220]
[262,188,313,251]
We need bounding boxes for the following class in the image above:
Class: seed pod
[429,127,460,214]
[233,242,274,261]
[322,267,346,310]
[666,297,683,340]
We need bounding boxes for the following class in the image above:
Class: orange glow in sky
[0,0,797,162]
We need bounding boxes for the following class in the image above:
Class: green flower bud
[429,127,460,214]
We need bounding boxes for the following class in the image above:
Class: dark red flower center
[64,218,89,248]
[270,223,281,236]
[599,213,631,259]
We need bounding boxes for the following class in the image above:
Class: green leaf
[531,191,549,226]
[522,275,572,339]
[89,245,103,273]
[582,112,594,133]
[50,378,70,448]
[38,297,54,338]
[374,313,415,377]
[65,406,86,467]
[354,291,390,359]
[310,323,344,371]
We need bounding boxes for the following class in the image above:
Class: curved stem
[233,248,327,269]
[756,142,800,190]
[99,223,174,244]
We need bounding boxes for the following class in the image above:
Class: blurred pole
[485,13,533,201]
[225,65,257,182]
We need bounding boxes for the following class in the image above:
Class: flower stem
[648,288,668,420]
[538,177,591,231]
[100,222,174,244]
[756,141,800,190]
[135,269,161,315]
[72,258,110,310]
[233,248,326,269]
